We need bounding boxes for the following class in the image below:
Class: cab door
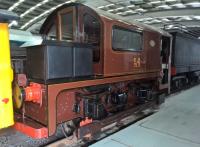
[145,31,161,73]
[78,6,103,75]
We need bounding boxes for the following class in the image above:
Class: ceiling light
[143,21,152,24]
[137,18,153,21]
[108,9,114,12]
[135,8,147,12]
[157,5,172,9]
[171,3,186,8]
[8,0,25,11]
[168,16,178,19]
[20,0,49,18]
[136,19,144,22]
[182,26,187,29]
[180,16,193,21]
[124,10,136,14]
[150,19,162,23]
[167,24,174,29]
[171,16,193,21]
[97,6,105,9]
[105,4,115,7]
[115,7,124,10]
[186,2,200,7]
[21,1,71,30]
[165,0,177,2]
[150,1,161,5]
[172,26,179,29]
[127,5,135,8]
[193,16,200,20]
[9,20,18,27]
[161,18,170,22]
[98,4,115,9]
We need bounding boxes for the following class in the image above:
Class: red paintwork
[2,98,9,104]
[80,117,93,127]
[171,67,176,76]
[14,122,48,139]
[25,83,42,105]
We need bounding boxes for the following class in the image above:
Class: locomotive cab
[41,4,103,76]
[40,3,162,78]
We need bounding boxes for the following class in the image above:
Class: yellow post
[0,23,14,129]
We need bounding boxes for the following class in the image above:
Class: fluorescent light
[21,1,71,29]
[193,16,200,20]
[105,4,115,7]
[186,2,200,7]
[136,19,144,22]
[98,4,115,9]
[143,21,152,24]
[20,0,49,18]
[124,10,136,14]
[150,1,161,4]
[167,25,174,28]
[9,0,25,11]
[135,8,147,12]
[151,19,162,23]
[165,0,177,2]
[127,5,135,8]
[137,18,153,21]
[97,6,105,9]
[9,20,18,27]
[181,16,193,21]
[161,18,170,22]
[173,16,193,21]
[137,15,200,24]
[157,5,172,9]
[115,7,124,10]
[171,3,186,8]
[108,9,114,12]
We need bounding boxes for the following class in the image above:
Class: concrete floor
[90,85,200,147]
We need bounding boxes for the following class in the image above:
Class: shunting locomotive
[11,3,171,138]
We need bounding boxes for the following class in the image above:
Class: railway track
[0,127,63,147]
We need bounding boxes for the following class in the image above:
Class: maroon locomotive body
[13,3,171,138]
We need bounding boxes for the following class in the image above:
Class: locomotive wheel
[13,83,24,109]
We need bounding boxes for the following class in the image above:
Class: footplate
[14,113,48,139]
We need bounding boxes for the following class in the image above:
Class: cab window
[60,12,73,41]
[112,26,142,51]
